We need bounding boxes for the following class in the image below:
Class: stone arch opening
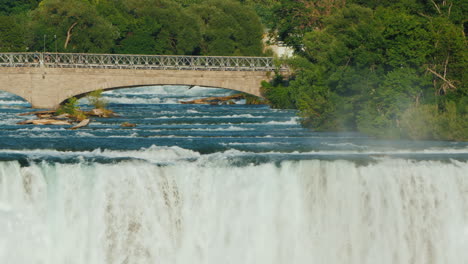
[0,90,31,108]
[59,84,260,106]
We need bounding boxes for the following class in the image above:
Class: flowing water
[0,87,467,264]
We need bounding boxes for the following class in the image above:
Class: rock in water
[69,119,90,130]
[16,120,35,125]
[54,113,71,119]
[37,114,53,118]
[26,119,71,125]
[121,122,136,128]
[87,108,116,118]
[180,94,244,104]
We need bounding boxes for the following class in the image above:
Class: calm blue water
[0,86,467,264]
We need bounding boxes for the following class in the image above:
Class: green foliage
[86,89,108,109]
[356,68,431,136]
[0,0,39,15]
[121,0,201,55]
[0,15,26,51]
[377,8,432,69]
[188,0,264,56]
[427,16,467,95]
[267,0,347,52]
[401,102,468,141]
[0,0,267,56]
[268,0,313,52]
[172,0,204,7]
[30,0,119,53]
[242,93,267,105]
[262,0,467,140]
[261,80,295,109]
[56,97,87,120]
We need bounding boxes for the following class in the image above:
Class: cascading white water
[1,158,467,264]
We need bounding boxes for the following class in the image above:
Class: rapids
[0,87,467,264]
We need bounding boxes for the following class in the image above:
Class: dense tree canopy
[0,0,39,15]
[188,0,263,55]
[0,15,27,51]
[30,0,118,53]
[0,0,266,56]
[263,0,467,141]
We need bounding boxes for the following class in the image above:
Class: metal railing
[0,52,283,71]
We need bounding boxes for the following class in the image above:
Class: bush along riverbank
[261,1,467,141]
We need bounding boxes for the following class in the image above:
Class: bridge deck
[0,52,283,72]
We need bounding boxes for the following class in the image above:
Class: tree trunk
[64,22,78,49]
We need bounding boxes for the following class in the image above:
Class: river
[0,86,467,264]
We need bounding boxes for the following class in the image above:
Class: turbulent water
[0,87,467,264]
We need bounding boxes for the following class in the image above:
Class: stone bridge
[0,53,283,109]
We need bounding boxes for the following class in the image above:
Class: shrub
[87,89,108,109]
[56,97,88,121]
[401,102,468,141]
[57,97,79,115]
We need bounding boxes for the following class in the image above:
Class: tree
[29,0,118,53]
[268,0,346,52]
[110,0,201,55]
[0,0,39,15]
[426,17,467,98]
[189,0,264,56]
[0,15,26,51]
[263,1,467,140]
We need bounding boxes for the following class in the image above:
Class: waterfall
[1,158,467,264]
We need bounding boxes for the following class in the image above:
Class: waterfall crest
[1,159,467,264]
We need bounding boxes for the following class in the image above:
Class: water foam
[0,159,467,263]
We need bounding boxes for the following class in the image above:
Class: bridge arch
[0,52,279,109]
[15,67,271,109]
[62,83,261,105]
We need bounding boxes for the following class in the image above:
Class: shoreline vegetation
[259,1,467,141]
[1,0,466,141]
